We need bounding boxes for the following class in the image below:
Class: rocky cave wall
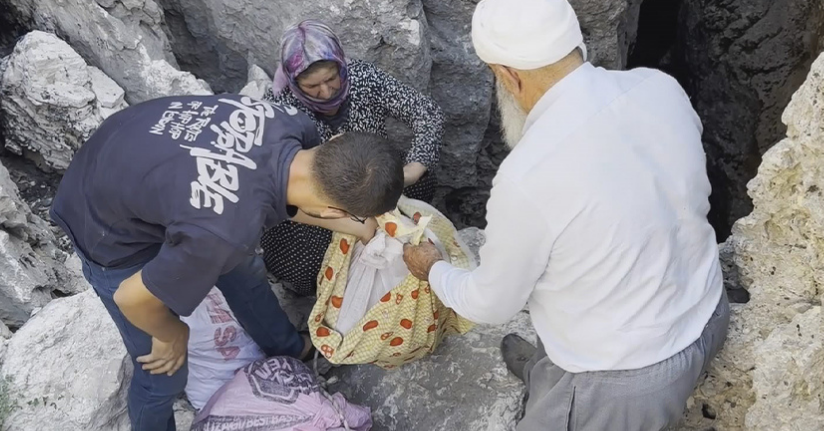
[630,0,824,240]
[681,51,824,431]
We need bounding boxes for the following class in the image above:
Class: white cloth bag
[333,223,449,335]
[181,288,265,410]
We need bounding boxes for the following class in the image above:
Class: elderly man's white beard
[495,80,528,149]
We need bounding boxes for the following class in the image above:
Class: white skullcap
[472,0,587,70]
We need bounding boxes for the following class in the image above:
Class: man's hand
[114,270,191,376]
[403,162,427,187]
[137,321,190,376]
[403,242,444,281]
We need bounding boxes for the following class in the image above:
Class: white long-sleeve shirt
[431,63,723,373]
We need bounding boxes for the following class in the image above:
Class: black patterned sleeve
[263,87,291,106]
[365,62,444,169]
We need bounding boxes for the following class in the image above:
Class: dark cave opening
[0,1,33,172]
[0,1,30,58]
[628,0,737,242]
[157,0,249,94]
[627,0,684,76]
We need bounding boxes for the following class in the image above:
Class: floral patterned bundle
[308,196,476,369]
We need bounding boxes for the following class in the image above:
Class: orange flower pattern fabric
[308,197,476,369]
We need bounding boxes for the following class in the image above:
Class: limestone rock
[239,65,273,100]
[1,290,131,430]
[682,52,824,431]
[716,240,750,304]
[0,33,92,326]
[0,31,128,172]
[674,0,824,238]
[457,226,485,259]
[0,156,64,249]
[174,398,196,431]
[139,59,213,101]
[89,68,129,119]
[0,160,78,328]
[0,231,62,328]
[0,160,31,242]
[0,290,194,430]
[158,0,431,93]
[62,253,92,296]
[746,307,823,430]
[0,323,11,341]
[0,321,11,365]
[5,0,210,103]
[329,312,534,431]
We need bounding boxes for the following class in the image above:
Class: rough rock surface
[673,0,824,239]
[138,59,213,101]
[158,0,432,93]
[238,65,273,100]
[63,253,92,296]
[0,290,193,431]
[680,52,824,431]
[0,159,78,328]
[269,278,318,333]
[173,399,196,431]
[330,313,533,431]
[1,290,130,430]
[5,0,210,103]
[0,31,128,172]
[457,227,485,257]
[422,0,495,227]
[0,321,11,365]
[0,323,11,341]
[0,230,61,329]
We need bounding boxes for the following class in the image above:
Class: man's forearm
[403,162,427,187]
[114,271,187,342]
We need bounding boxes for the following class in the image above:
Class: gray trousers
[518,291,730,431]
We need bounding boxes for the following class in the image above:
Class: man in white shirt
[403,0,730,429]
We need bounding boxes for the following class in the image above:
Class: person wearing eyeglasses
[49,93,403,431]
[260,19,445,297]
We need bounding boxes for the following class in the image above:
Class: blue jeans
[78,251,303,431]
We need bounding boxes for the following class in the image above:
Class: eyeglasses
[328,206,367,224]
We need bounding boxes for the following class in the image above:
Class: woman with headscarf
[261,19,445,296]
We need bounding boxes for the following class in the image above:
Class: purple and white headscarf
[273,19,351,113]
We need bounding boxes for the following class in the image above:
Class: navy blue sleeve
[296,110,321,150]
[140,223,247,316]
